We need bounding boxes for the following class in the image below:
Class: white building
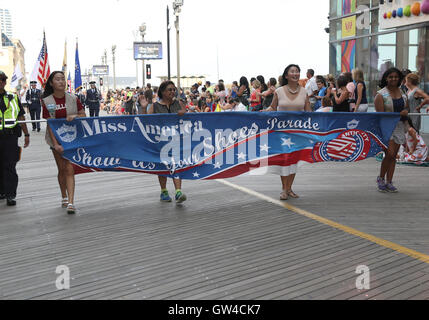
[0,8,12,39]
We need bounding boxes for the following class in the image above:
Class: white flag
[10,63,23,88]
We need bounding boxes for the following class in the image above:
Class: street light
[173,0,184,90]
[112,45,117,90]
[104,49,109,91]
[139,23,147,88]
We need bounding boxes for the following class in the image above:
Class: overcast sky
[2,0,330,85]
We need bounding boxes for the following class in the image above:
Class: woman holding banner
[265,64,311,201]
[42,71,86,214]
[374,67,409,193]
[148,80,188,204]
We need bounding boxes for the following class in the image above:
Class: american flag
[37,32,51,88]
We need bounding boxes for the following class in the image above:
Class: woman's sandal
[62,198,69,208]
[280,191,289,201]
[67,204,76,215]
[287,190,300,199]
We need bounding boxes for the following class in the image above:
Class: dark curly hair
[379,67,403,89]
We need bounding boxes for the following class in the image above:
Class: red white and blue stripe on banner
[47,112,400,180]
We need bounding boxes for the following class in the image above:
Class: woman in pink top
[265,64,311,200]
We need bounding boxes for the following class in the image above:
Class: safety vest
[0,92,20,130]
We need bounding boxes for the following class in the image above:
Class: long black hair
[42,71,65,98]
[239,76,249,92]
[281,64,301,86]
[379,67,404,89]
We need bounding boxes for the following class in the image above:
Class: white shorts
[391,121,406,145]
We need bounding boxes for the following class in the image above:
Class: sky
[2,0,330,85]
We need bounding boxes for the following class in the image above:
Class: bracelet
[25,134,30,137]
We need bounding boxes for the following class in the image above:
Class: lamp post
[139,23,147,88]
[101,54,105,93]
[167,5,171,80]
[104,49,109,91]
[112,45,117,90]
[173,0,183,90]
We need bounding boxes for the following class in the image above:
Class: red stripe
[205,149,314,180]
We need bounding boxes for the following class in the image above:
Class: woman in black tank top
[333,75,350,112]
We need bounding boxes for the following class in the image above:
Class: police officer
[0,71,30,206]
[26,81,42,132]
[86,81,102,117]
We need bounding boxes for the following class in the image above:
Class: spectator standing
[237,76,250,109]
[230,81,239,98]
[343,72,356,111]
[305,69,318,111]
[259,77,277,110]
[314,76,327,111]
[249,79,262,111]
[215,82,227,105]
[333,75,350,112]
[352,68,369,112]
[404,73,429,132]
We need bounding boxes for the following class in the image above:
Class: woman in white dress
[265,64,311,200]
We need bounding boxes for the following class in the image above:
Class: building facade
[0,8,12,39]
[0,34,26,92]
[329,0,429,104]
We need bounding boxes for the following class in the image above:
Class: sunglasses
[0,78,7,82]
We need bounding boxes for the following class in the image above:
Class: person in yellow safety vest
[0,70,30,206]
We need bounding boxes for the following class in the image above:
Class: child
[316,96,334,112]
[398,118,429,163]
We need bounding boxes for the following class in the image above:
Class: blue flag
[47,112,400,179]
[74,41,82,92]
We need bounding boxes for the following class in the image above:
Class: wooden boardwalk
[1,121,428,300]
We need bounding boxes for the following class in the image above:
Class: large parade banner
[48,112,400,180]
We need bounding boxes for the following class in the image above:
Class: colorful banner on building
[341,39,356,73]
[342,0,356,15]
[342,16,356,38]
[379,0,429,30]
[47,113,400,180]
[341,0,357,73]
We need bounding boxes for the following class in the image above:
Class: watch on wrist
[25,134,30,137]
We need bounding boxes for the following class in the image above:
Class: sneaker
[160,191,172,203]
[0,194,5,200]
[175,191,187,204]
[377,177,387,193]
[6,198,16,206]
[385,182,398,193]
[67,204,76,215]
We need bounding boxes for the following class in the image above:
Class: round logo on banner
[313,130,371,162]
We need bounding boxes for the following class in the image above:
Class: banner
[342,16,356,38]
[47,112,400,180]
[341,40,356,73]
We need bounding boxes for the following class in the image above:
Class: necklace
[287,85,299,94]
